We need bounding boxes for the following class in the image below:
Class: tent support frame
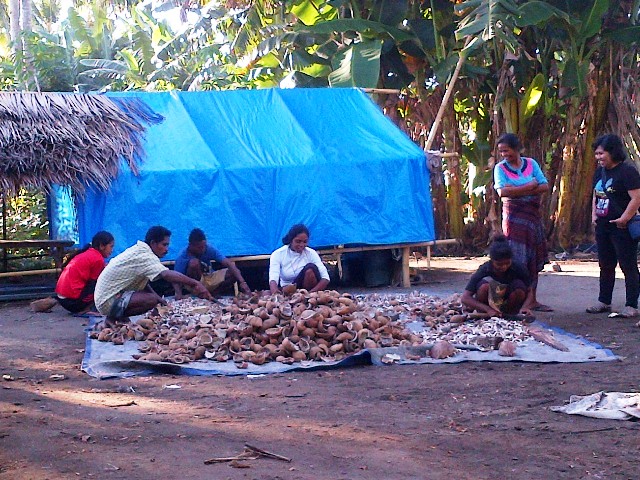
[227,239,460,288]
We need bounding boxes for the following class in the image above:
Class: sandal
[531,304,554,312]
[618,306,638,318]
[586,302,611,314]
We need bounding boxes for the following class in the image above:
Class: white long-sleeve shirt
[268,244,330,286]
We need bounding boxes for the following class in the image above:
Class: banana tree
[214,0,417,89]
[537,0,613,248]
[76,2,181,90]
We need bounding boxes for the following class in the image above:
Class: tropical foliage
[1,0,639,252]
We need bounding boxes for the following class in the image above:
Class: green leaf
[432,54,459,85]
[255,51,280,68]
[118,49,141,73]
[295,19,414,43]
[461,141,493,185]
[66,8,98,54]
[580,0,609,40]
[471,167,494,191]
[376,0,409,26]
[77,68,122,81]
[328,40,382,88]
[291,0,338,26]
[461,63,490,77]
[517,1,571,27]
[407,18,436,52]
[561,58,589,97]
[455,0,521,54]
[79,58,128,73]
[133,30,154,76]
[518,72,545,132]
[301,63,332,77]
[280,71,328,88]
[602,26,640,45]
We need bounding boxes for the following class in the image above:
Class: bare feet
[104,316,130,328]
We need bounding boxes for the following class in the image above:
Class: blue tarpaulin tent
[59,88,434,259]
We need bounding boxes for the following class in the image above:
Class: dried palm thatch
[0,92,164,195]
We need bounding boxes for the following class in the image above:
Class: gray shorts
[107,291,135,318]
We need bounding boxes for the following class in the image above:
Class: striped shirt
[95,241,167,315]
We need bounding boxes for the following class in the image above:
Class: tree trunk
[443,107,463,239]
[573,70,610,241]
[20,0,32,33]
[554,100,585,249]
[8,0,21,47]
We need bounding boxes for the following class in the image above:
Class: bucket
[363,250,392,287]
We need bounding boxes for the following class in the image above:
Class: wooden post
[1,193,6,272]
[401,246,411,287]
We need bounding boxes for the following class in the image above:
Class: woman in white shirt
[269,224,330,294]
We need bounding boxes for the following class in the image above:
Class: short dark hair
[91,231,114,249]
[489,234,513,261]
[593,134,627,163]
[188,228,206,244]
[145,225,171,245]
[496,133,521,150]
[282,223,310,245]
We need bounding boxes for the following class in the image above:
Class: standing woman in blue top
[493,133,551,312]
[587,134,640,318]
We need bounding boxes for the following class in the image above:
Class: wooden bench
[227,239,460,288]
[0,239,75,278]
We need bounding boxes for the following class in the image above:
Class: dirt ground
[1,257,639,480]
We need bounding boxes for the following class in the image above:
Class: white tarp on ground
[82,320,617,379]
[551,392,640,420]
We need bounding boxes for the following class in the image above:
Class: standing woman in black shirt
[462,235,533,317]
[587,134,640,318]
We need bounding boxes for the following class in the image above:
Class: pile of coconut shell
[90,289,534,367]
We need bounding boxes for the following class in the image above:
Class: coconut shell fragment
[498,340,517,357]
[89,290,543,367]
[429,340,456,359]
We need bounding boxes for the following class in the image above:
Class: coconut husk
[201,268,228,293]
[30,297,58,313]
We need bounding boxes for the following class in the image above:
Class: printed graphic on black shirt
[594,177,610,217]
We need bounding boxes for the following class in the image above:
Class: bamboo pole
[362,88,402,94]
[0,268,60,278]
[425,41,470,151]
[427,151,460,158]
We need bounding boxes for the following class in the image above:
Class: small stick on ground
[106,401,137,408]
[204,445,292,465]
[244,444,292,462]
[204,451,259,465]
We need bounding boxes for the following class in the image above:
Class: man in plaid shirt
[95,225,211,323]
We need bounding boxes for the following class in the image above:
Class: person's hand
[610,217,628,229]
[192,281,213,300]
[486,308,501,318]
[239,281,251,294]
[156,294,168,306]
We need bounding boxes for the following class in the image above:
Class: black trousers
[294,263,321,288]
[595,222,639,308]
[56,279,97,313]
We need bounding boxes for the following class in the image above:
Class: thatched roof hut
[0,92,163,195]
